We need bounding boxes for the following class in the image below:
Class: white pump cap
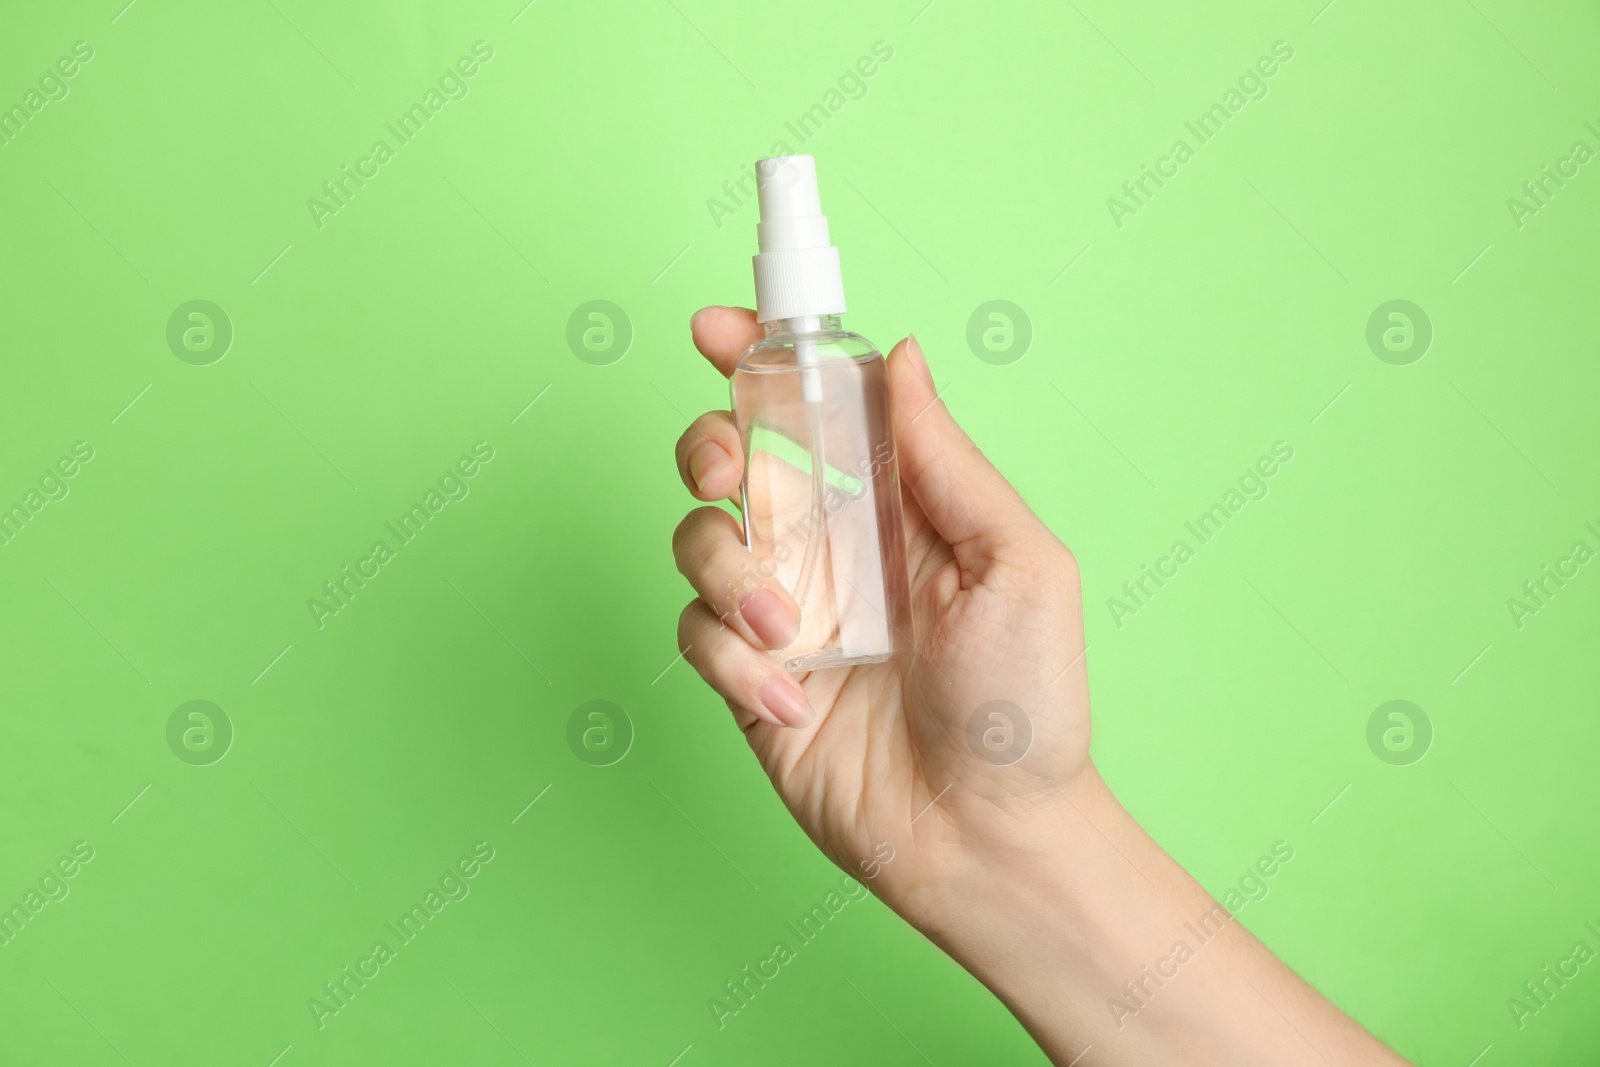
[752,155,847,323]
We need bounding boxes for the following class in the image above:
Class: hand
[673,307,1410,1066]
[671,306,1094,920]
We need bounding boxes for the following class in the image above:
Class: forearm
[910,769,1406,1066]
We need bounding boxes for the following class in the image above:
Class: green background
[2,0,1597,1062]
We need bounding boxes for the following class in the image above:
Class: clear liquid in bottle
[732,315,913,671]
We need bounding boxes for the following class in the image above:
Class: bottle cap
[752,155,847,323]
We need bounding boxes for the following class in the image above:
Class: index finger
[690,305,764,378]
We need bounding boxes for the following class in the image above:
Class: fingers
[675,410,744,502]
[887,334,1049,561]
[675,304,814,735]
[678,600,812,729]
[690,306,764,378]
[672,506,801,650]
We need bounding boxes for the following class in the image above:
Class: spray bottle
[731,155,913,671]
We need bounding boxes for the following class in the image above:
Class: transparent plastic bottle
[734,154,913,671]
[732,316,913,671]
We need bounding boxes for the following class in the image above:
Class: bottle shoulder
[735,328,882,371]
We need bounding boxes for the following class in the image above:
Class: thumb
[887,334,1044,558]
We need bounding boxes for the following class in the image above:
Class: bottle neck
[765,314,842,338]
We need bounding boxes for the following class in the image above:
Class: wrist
[871,770,1405,1065]
[911,763,1133,954]
[887,767,1195,1063]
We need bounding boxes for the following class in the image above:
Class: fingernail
[759,676,812,728]
[691,305,723,331]
[740,588,799,649]
[687,440,727,492]
[906,333,934,391]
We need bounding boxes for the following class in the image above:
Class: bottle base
[781,647,903,672]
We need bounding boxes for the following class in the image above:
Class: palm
[743,471,1092,899]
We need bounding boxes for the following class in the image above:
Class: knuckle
[685,413,731,458]
[692,409,727,433]
[673,508,752,611]
[671,507,715,556]
[671,513,695,561]
[676,601,697,643]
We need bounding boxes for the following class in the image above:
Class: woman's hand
[671,305,1093,922]
[672,306,1411,1067]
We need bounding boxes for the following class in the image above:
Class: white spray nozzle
[752,154,846,323]
[756,155,821,225]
